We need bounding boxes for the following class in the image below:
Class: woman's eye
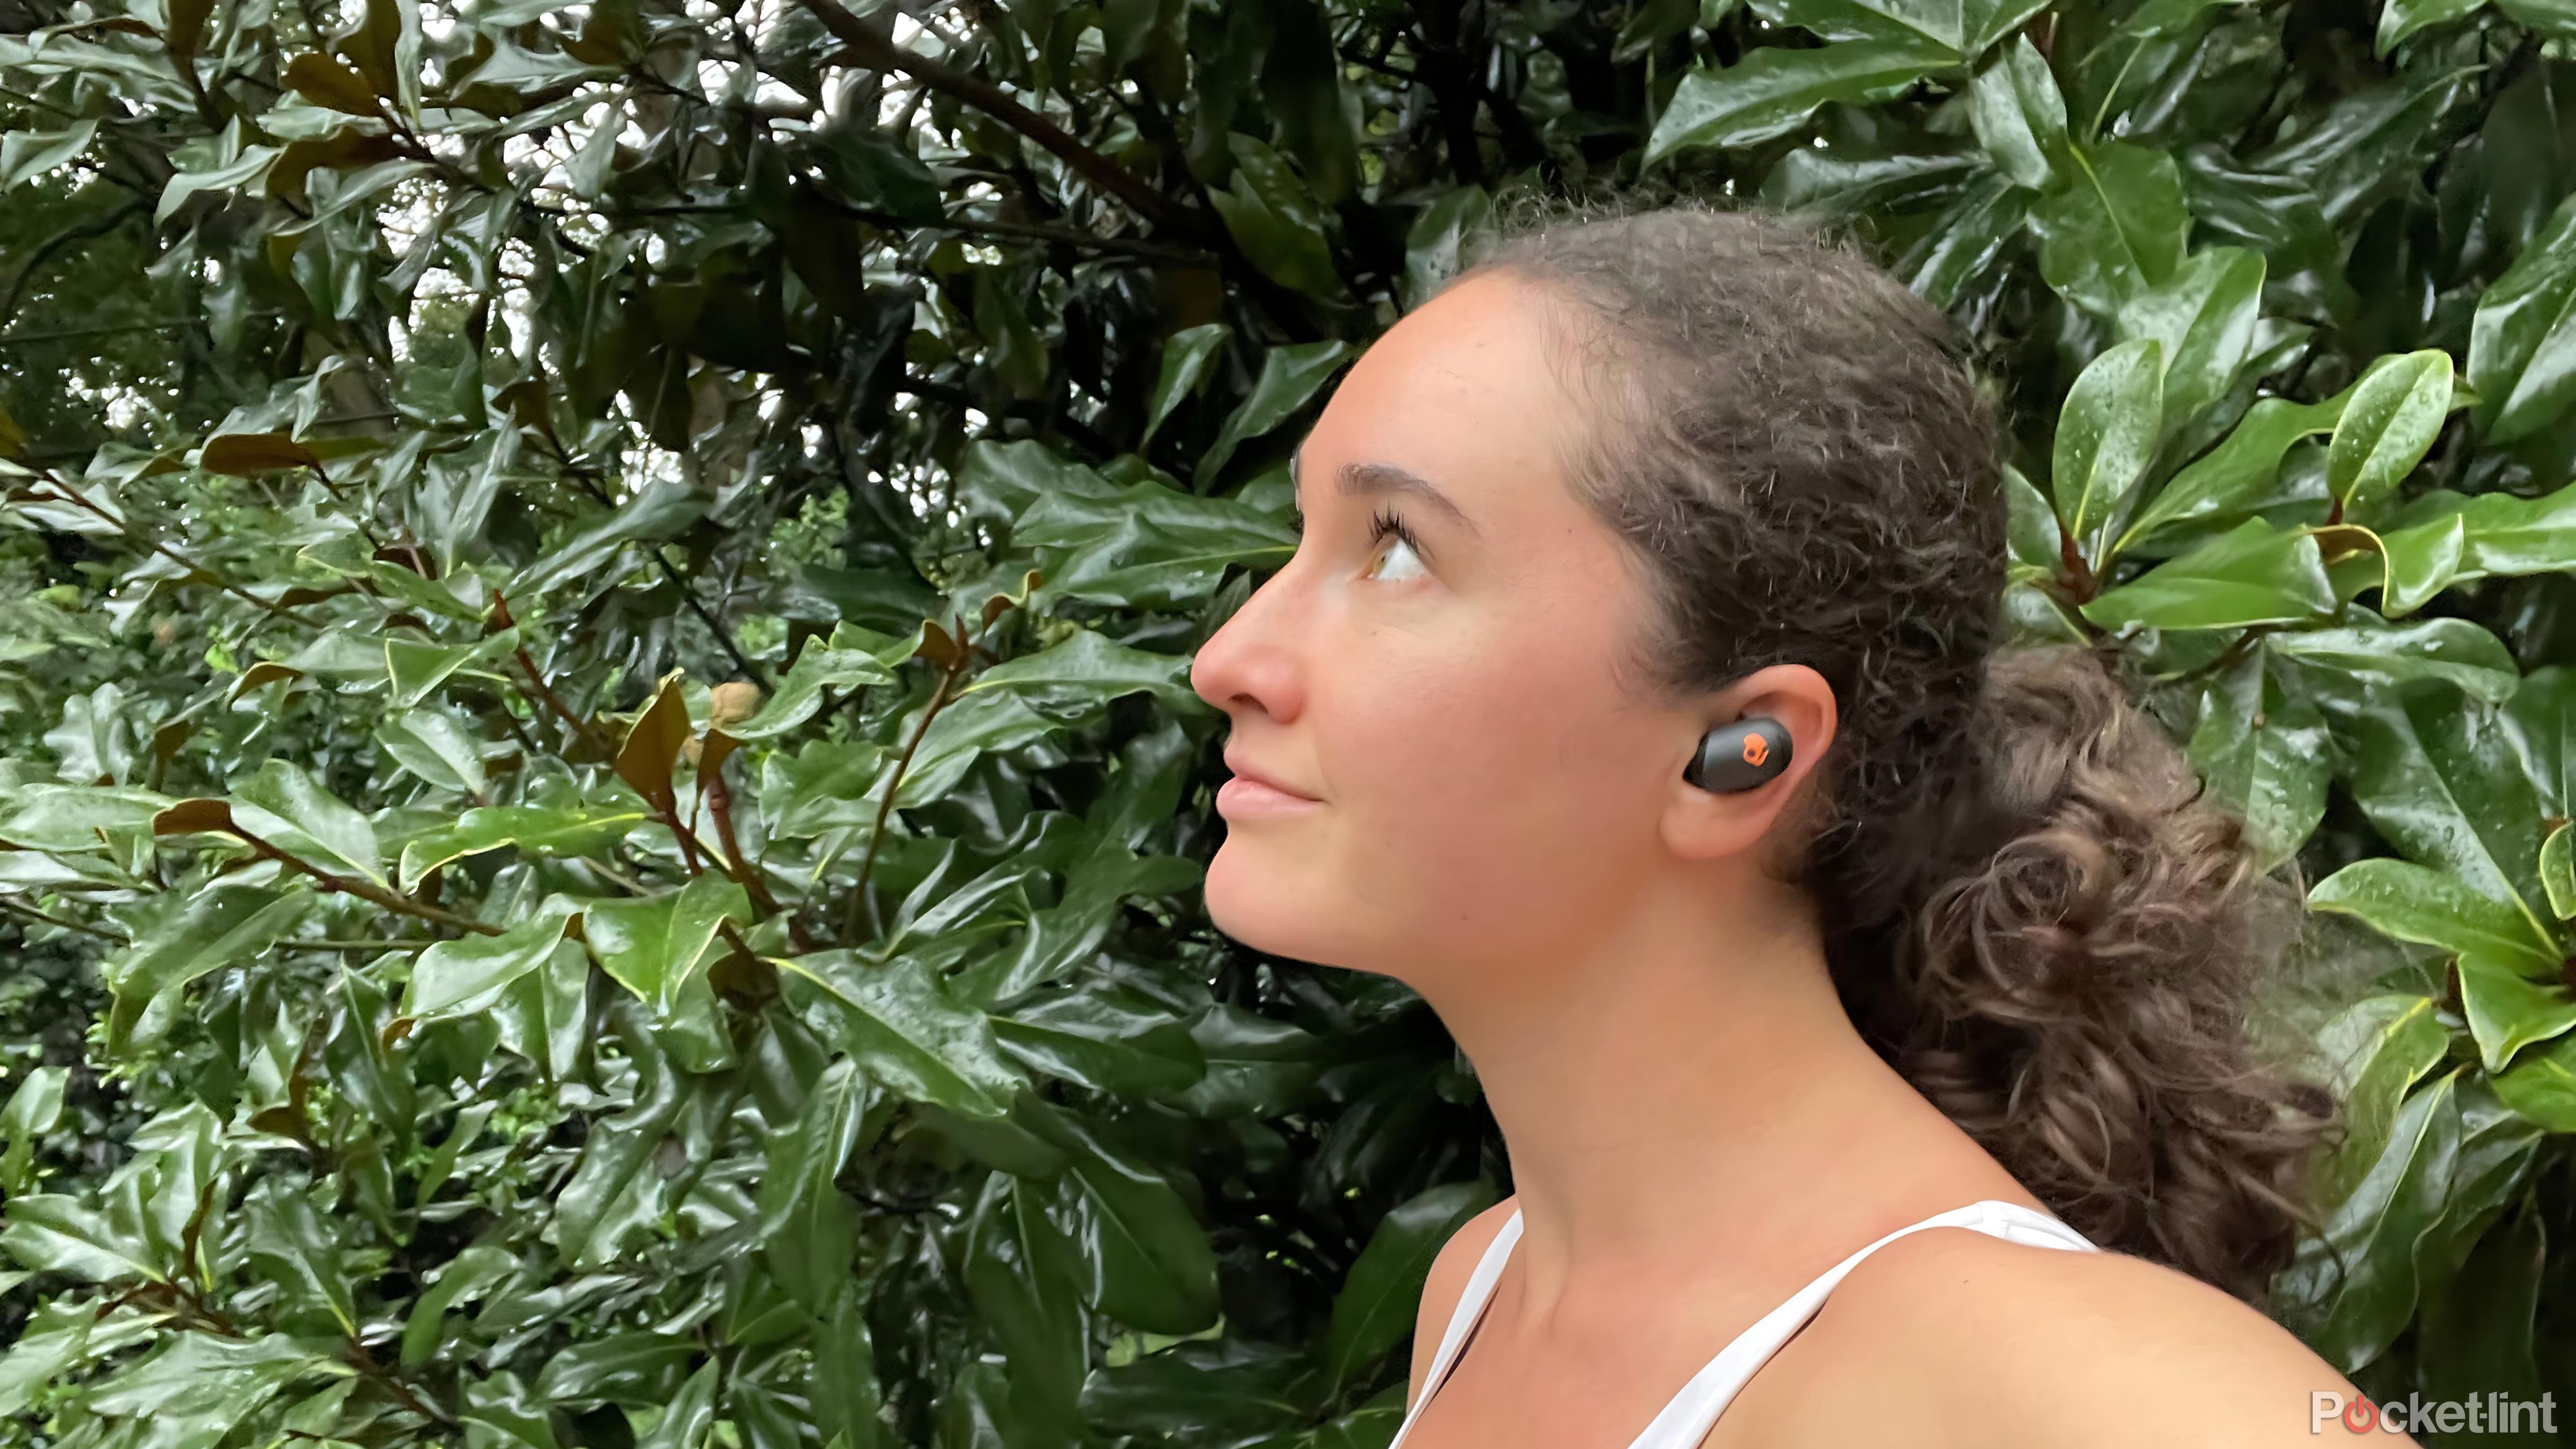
[1365,532,1428,583]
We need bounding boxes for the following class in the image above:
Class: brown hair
[1438,194,2339,1305]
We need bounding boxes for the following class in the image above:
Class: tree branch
[0,199,148,334]
[797,0,1203,240]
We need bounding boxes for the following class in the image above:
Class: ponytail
[1859,645,2338,1304]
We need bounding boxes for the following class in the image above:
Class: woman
[1185,200,2379,1448]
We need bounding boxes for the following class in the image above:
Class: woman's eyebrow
[1289,451,1480,536]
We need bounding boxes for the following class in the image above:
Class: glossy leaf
[1327,1180,1499,1387]
[1197,339,1351,484]
[2326,349,2454,520]
[2116,246,2263,441]
[2052,337,2164,560]
[2029,140,2190,318]
[1645,40,1953,165]
[2079,520,2334,630]
[1966,37,2067,189]
[2470,191,2576,444]
[778,952,1027,1118]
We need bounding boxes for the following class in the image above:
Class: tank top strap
[1383,1206,1525,1449]
[1620,1199,2099,1449]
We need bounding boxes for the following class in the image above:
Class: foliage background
[5,0,2576,1443]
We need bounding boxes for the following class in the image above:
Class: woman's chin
[1201,848,1329,960]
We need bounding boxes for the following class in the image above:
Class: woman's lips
[1217,776,1322,815]
[1217,760,1322,817]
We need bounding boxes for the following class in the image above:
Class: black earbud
[1683,717,1793,793]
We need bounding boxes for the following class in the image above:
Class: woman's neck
[1402,875,2028,1329]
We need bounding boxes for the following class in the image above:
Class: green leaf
[2029,140,2190,318]
[1897,170,2030,308]
[637,1362,721,1449]
[1,121,98,193]
[2543,820,2576,919]
[2052,337,2165,560]
[2459,950,2576,1075]
[0,1066,66,1196]
[965,627,1209,721]
[755,1057,870,1312]
[510,482,712,600]
[2116,247,2264,445]
[398,803,650,886]
[2327,350,2454,520]
[2345,685,2556,955]
[1328,1180,1499,1388]
[1755,0,2045,51]
[722,631,899,743]
[245,1187,359,1335]
[82,1333,331,1449]
[2375,481,2576,603]
[812,124,942,223]
[105,881,315,1053]
[1208,134,1343,300]
[2185,656,2327,872]
[535,1331,697,1406]
[1643,40,1953,165]
[2471,191,2576,445]
[963,1173,1089,1429]
[553,1038,692,1271]
[1022,1100,1221,1334]
[460,1371,565,1449]
[2266,614,2521,707]
[375,705,490,796]
[812,1282,887,1449]
[2309,858,2554,969]
[2380,511,2466,617]
[778,952,1027,1118]
[2378,0,2486,53]
[2117,394,2343,555]
[1168,1003,1328,1118]
[231,757,385,887]
[2276,1069,2462,1373]
[2306,995,2450,1208]
[993,985,1206,1094]
[1966,36,2067,189]
[399,1243,514,1368]
[2247,67,2478,228]
[2505,668,2576,822]
[1141,323,1229,448]
[403,902,580,1020]
[0,783,173,851]
[2494,1027,2576,1130]
[1017,478,1297,611]
[2079,520,2334,630]
[156,144,284,224]
[1198,339,1351,483]
[583,873,751,1013]
[381,631,507,707]
[1,1194,163,1282]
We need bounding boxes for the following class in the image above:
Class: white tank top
[1384,1198,2100,1449]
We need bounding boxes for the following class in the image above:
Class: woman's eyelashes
[1363,506,1429,581]
[1284,505,1430,580]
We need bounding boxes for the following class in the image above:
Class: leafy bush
[6,0,2576,1444]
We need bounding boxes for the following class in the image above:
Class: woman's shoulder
[1720,1221,2374,1449]
[1404,1193,1521,1409]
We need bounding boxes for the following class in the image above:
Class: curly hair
[1437,194,2339,1306]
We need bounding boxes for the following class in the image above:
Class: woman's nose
[1190,568,1307,722]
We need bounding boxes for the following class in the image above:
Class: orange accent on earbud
[1741,734,1769,767]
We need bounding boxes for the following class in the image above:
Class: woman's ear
[1660,663,1838,861]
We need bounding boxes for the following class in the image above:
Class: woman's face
[1187,270,1706,983]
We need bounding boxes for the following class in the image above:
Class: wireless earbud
[1683,717,1793,793]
